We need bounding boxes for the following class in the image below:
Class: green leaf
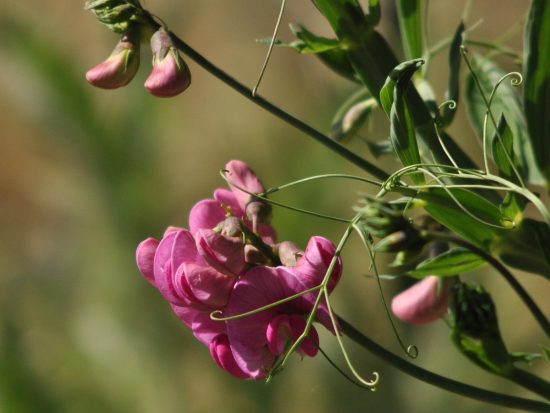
[439,22,464,127]
[364,0,381,27]
[417,187,506,248]
[409,247,485,277]
[380,58,424,116]
[509,352,542,365]
[465,54,543,185]
[396,0,423,60]
[266,25,359,82]
[543,347,550,363]
[496,218,550,278]
[491,115,527,218]
[366,139,393,158]
[523,0,550,183]
[331,88,377,142]
[381,60,424,183]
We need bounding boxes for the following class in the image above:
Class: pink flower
[391,276,451,325]
[224,236,341,379]
[144,29,191,98]
[86,34,140,89]
[136,160,342,380]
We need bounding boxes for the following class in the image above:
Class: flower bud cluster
[86,1,190,97]
[136,161,342,379]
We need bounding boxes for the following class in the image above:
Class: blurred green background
[0,1,547,412]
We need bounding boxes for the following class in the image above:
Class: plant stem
[509,367,550,400]
[142,14,389,181]
[337,316,550,411]
[421,230,550,338]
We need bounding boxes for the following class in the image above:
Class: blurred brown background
[0,0,547,412]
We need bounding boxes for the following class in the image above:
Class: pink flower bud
[86,34,140,89]
[144,29,191,97]
[391,276,451,325]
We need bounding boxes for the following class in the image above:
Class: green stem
[338,316,550,411]
[509,367,550,400]
[142,14,389,181]
[421,230,550,338]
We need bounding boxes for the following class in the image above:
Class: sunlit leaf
[408,247,485,278]
[396,0,423,60]
[439,22,464,127]
[523,0,550,184]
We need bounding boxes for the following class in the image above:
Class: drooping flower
[391,276,452,325]
[136,160,342,380]
[144,28,191,97]
[86,33,140,89]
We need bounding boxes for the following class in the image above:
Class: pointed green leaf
[396,0,423,60]
[417,188,506,248]
[440,22,464,127]
[408,247,485,278]
[364,0,381,27]
[380,58,424,115]
[331,88,377,142]
[523,0,550,183]
[465,54,543,185]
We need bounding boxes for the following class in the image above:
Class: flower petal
[391,276,450,325]
[195,229,246,276]
[136,237,159,286]
[183,263,235,308]
[189,199,227,234]
[210,334,250,379]
[225,160,264,212]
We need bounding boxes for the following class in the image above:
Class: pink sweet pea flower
[224,236,341,379]
[144,29,191,97]
[86,34,140,89]
[391,276,451,325]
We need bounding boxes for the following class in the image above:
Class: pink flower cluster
[136,160,342,379]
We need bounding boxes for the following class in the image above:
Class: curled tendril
[407,344,419,358]
[438,99,457,111]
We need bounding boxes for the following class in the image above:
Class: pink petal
[294,236,342,294]
[210,335,250,379]
[171,305,227,346]
[189,199,227,235]
[225,160,264,212]
[153,230,200,305]
[391,276,450,325]
[213,188,243,218]
[144,51,191,98]
[136,237,159,286]
[225,266,330,378]
[183,263,235,308]
[289,315,319,357]
[195,229,246,276]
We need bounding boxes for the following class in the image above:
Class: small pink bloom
[86,34,140,89]
[195,229,246,276]
[144,29,190,98]
[266,314,319,357]
[391,276,451,325]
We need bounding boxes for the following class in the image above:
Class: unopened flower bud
[244,245,269,266]
[86,33,140,89]
[246,200,272,232]
[219,216,243,238]
[276,241,303,267]
[374,228,420,253]
[144,29,191,97]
